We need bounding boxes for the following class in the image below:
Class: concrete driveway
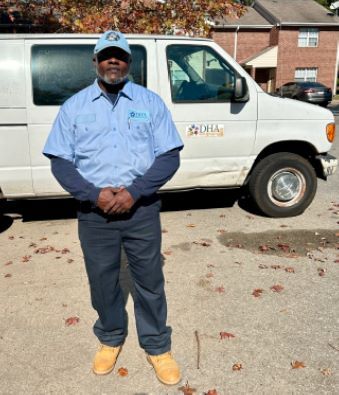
[0,121,338,395]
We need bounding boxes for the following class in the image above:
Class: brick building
[212,0,339,93]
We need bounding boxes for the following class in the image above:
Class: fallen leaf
[67,259,74,263]
[62,303,67,307]
[40,237,47,241]
[4,273,12,278]
[205,390,218,395]
[317,268,326,277]
[161,229,168,233]
[186,224,196,228]
[219,214,225,218]
[29,242,37,248]
[117,367,128,377]
[163,250,172,256]
[270,284,284,293]
[5,261,13,266]
[22,255,31,262]
[280,224,288,228]
[55,256,61,259]
[320,367,332,376]
[232,363,243,371]
[193,240,211,247]
[61,248,70,254]
[291,360,306,369]
[252,288,264,297]
[258,264,268,269]
[285,267,295,273]
[215,286,225,293]
[270,265,281,270]
[220,332,235,340]
[34,245,55,254]
[65,316,80,326]
[259,245,269,252]
[8,235,14,240]
[277,243,290,253]
[178,381,196,394]
[207,264,215,268]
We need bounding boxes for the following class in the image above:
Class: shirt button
[113,128,116,131]
[113,145,117,148]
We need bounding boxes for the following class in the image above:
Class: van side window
[31,44,146,105]
[167,45,236,103]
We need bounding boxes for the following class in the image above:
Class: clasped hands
[97,186,135,215]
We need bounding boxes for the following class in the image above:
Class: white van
[0,33,337,217]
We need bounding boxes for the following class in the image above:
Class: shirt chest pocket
[129,121,152,152]
[74,115,109,154]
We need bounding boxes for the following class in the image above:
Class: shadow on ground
[0,188,261,231]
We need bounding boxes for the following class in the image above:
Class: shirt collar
[90,79,133,102]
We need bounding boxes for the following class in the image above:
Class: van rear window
[31,44,146,106]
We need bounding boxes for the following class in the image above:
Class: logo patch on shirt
[186,124,224,137]
[75,113,96,124]
[128,109,150,122]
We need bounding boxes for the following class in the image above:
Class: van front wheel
[248,153,317,217]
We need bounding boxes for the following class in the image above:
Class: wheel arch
[245,140,323,184]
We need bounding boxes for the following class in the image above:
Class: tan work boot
[147,351,181,385]
[92,344,121,375]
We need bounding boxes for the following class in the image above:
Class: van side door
[156,40,258,189]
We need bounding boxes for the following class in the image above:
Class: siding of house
[213,30,271,62]
[276,28,339,90]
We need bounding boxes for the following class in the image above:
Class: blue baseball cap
[94,30,131,56]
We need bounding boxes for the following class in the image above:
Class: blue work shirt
[43,80,183,189]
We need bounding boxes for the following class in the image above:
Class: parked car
[278,81,332,107]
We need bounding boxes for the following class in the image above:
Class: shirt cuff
[87,185,101,205]
[126,185,142,202]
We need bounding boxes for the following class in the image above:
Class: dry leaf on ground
[64,316,80,326]
[205,390,218,395]
[178,381,196,394]
[270,284,284,293]
[291,360,306,369]
[320,367,332,376]
[252,288,264,297]
[117,367,128,377]
[220,332,235,340]
[215,286,225,293]
[232,363,243,371]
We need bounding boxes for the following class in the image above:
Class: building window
[298,28,319,47]
[295,68,318,82]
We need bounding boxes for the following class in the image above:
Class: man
[43,30,183,386]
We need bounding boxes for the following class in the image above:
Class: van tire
[248,153,317,217]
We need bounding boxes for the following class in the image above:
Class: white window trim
[298,28,319,48]
[294,67,318,82]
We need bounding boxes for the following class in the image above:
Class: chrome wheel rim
[267,168,306,207]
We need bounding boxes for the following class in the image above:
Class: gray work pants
[77,198,171,355]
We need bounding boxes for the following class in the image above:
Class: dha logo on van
[186,124,224,137]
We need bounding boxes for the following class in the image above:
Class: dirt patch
[218,229,339,256]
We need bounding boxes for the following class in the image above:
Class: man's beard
[96,68,129,86]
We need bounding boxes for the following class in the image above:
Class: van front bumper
[316,154,338,177]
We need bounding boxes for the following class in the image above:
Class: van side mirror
[233,76,249,102]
